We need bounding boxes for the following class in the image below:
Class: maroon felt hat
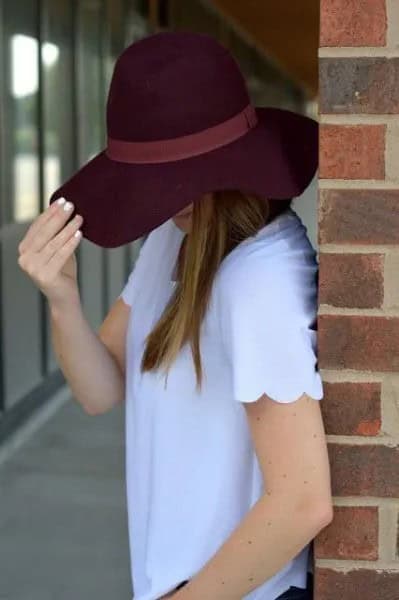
[49,31,318,248]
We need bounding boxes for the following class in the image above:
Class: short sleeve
[217,256,323,404]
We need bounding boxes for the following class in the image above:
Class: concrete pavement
[0,392,132,600]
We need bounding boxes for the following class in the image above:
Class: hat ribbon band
[106,104,258,164]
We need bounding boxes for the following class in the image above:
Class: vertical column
[317,0,399,598]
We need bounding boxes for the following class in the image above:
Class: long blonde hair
[141,190,291,390]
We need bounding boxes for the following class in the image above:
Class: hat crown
[106,32,250,142]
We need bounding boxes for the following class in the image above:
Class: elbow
[295,496,334,532]
[80,383,125,416]
[83,403,102,416]
[314,503,334,530]
[306,501,334,533]
[81,395,124,416]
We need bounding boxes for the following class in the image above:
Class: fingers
[18,226,82,294]
[39,213,84,266]
[17,196,84,297]
[18,198,61,254]
[44,226,82,280]
[18,197,76,255]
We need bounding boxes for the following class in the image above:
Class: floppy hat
[49,31,318,248]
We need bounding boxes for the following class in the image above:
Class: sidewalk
[0,393,132,600]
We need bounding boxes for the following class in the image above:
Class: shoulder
[141,217,183,251]
[134,217,185,266]
[215,211,318,310]
[120,218,184,306]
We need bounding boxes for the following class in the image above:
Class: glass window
[2,0,40,223]
[42,0,75,208]
[77,0,104,163]
[134,0,150,20]
[41,1,75,374]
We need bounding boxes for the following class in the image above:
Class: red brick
[315,568,399,600]
[315,506,378,560]
[319,315,399,371]
[319,125,385,180]
[322,382,381,436]
[319,58,399,114]
[328,443,399,497]
[319,189,399,245]
[397,511,399,558]
[320,0,387,47]
[319,253,384,308]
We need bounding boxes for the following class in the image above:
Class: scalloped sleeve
[216,254,323,404]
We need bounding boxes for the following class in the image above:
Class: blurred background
[0,1,319,598]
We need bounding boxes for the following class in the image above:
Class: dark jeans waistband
[274,571,313,600]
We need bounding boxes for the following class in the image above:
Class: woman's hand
[17,197,84,309]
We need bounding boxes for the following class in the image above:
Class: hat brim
[49,107,318,248]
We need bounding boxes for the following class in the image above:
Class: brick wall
[316,1,399,598]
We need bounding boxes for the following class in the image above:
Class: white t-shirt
[119,208,323,600]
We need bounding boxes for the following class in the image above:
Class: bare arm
[173,393,333,600]
[50,297,130,415]
[17,196,131,415]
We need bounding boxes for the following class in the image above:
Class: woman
[18,32,332,600]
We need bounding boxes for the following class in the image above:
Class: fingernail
[63,201,73,212]
[57,197,66,205]
[74,230,82,238]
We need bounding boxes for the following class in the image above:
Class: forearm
[175,492,329,600]
[50,299,125,414]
